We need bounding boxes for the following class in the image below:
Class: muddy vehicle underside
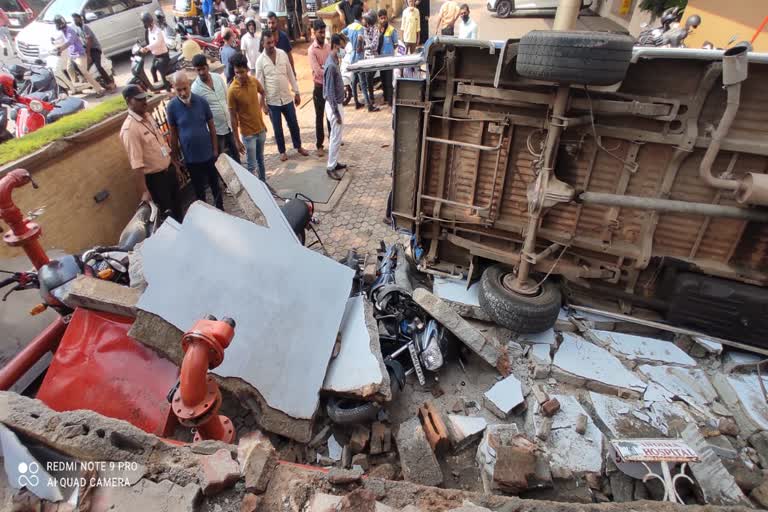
[391,37,768,345]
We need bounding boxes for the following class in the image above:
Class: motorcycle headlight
[418,320,444,371]
[29,100,43,113]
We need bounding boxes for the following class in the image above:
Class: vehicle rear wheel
[516,30,634,86]
[343,85,352,106]
[496,0,513,18]
[478,264,561,334]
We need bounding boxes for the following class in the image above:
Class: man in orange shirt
[119,85,182,221]
[308,19,331,157]
[228,53,270,181]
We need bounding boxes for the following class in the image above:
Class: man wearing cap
[120,85,182,221]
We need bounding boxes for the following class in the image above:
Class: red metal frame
[0,317,65,391]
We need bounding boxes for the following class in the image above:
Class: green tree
[638,0,687,19]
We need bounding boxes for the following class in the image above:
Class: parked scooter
[127,41,185,92]
[5,63,59,98]
[12,94,86,137]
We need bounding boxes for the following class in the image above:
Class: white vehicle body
[15,0,160,65]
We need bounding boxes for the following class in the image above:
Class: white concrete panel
[433,277,481,307]
[591,330,696,366]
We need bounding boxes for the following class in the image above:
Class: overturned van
[355,33,768,346]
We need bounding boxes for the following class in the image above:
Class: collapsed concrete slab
[693,336,723,355]
[518,328,557,346]
[587,392,659,439]
[588,330,696,366]
[395,417,443,487]
[681,424,753,507]
[638,365,724,416]
[483,374,525,419]
[136,203,353,442]
[446,415,487,452]
[432,277,491,322]
[323,296,391,401]
[0,392,205,486]
[527,394,603,476]
[712,372,768,439]
[412,288,509,374]
[89,477,202,512]
[529,343,552,379]
[551,333,646,398]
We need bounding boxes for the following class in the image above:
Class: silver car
[487,0,591,19]
[15,0,160,65]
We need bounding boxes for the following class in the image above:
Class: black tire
[343,85,352,106]
[326,397,380,425]
[478,264,561,334]
[496,0,513,18]
[516,30,634,86]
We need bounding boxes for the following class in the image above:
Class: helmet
[228,14,236,23]
[154,9,165,20]
[245,16,256,28]
[685,14,701,29]
[53,14,67,29]
[140,11,153,24]
[0,73,16,97]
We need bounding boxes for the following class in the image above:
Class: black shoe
[334,162,347,171]
[354,101,363,110]
[326,168,342,180]
[368,105,380,112]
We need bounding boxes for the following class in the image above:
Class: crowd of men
[120,0,479,218]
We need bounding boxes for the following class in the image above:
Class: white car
[15,0,160,65]
[487,0,591,19]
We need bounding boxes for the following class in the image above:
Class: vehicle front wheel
[496,0,513,18]
[478,264,562,333]
[343,84,352,106]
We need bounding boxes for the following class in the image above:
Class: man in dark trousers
[119,85,182,221]
[167,72,223,210]
[71,13,115,90]
[308,19,331,156]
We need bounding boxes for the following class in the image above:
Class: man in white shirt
[140,11,171,90]
[255,29,308,161]
[240,17,261,75]
[456,4,478,40]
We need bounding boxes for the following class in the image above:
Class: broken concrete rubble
[638,365,722,415]
[136,202,354,442]
[446,415,487,453]
[323,296,391,401]
[370,422,391,455]
[240,443,277,493]
[197,448,240,496]
[712,372,768,439]
[432,277,491,322]
[588,330,696,366]
[492,435,538,494]
[59,275,141,318]
[552,333,646,398]
[412,288,509,374]
[88,477,202,512]
[395,417,443,487]
[681,424,752,507]
[328,467,365,485]
[483,374,525,420]
[528,343,552,379]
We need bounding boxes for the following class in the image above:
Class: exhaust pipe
[699,45,768,206]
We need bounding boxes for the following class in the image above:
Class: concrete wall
[0,111,144,260]
[683,0,768,52]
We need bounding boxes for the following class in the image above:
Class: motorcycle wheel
[343,85,352,106]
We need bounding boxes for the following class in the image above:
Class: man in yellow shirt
[435,0,460,36]
[227,53,270,181]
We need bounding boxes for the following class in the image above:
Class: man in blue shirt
[266,11,295,73]
[167,72,223,210]
[342,5,377,111]
[219,29,239,83]
[377,9,397,106]
[201,0,214,36]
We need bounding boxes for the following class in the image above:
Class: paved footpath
[224,47,401,262]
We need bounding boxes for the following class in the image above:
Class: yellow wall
[0,122,141,260]
[683,0,768,52]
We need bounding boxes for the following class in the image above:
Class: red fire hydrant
[0,169,49,269]
[171,315,237,443]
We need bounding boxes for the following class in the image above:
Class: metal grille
[17,41,39,58]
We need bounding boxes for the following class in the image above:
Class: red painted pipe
[752,16,768,44]
[0,317,66,390]
[0,169,49,269]
[179,342,209,406]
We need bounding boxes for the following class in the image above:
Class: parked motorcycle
[127,41,185,92]
[0,201,163,314]
[636,8,701,48]
[5,63,59,97]
[176,21,222,62]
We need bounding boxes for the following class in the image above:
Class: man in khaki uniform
[119,85,182,221]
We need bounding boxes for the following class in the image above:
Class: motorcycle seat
[46,97,86,123]
[28,90,56,103]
